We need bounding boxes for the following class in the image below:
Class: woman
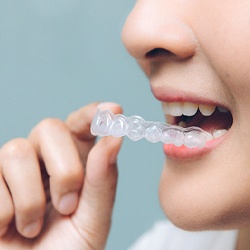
[1,0,250,249]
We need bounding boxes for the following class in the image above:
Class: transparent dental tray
[90,109,211,148]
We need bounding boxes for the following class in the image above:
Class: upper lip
[151,84,234,133]
[150,85,228,109]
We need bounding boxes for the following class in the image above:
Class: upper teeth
[162,102,228,117]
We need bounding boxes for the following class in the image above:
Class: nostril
[145,48,174,59]
[145,48,173,59]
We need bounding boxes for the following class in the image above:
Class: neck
[236,227,250,250]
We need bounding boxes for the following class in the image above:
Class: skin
[1,0,250,249]
[122,0,250,249]
[0,102,123,249]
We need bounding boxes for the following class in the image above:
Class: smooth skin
[122,0,250,249]
[2,0,250,249]
[0,102,122,250]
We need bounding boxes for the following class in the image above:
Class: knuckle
[0,138,34,161]
[16,197,45,218]
[0,204,14,226]
[35,118,67,137]
[54,167,84,189]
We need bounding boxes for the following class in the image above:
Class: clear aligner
[90,109,211,148]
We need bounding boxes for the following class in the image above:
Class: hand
[0,102,123,250]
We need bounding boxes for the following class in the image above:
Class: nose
[122,1,197,61]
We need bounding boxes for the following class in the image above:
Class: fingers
[29,118,84,215]
[0,173,13,237]
[0,138,45,238]
[29,102,122,216]
[66,102,124,248]
[66,102,123,163]
[0,102,123,245]
[66,102,100,141]
[72,135,123,249]
[66,102,123,140]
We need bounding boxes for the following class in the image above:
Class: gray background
[0,1,166,249]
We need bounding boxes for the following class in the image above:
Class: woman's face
[122,0,250,230]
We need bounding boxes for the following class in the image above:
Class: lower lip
[163,134,226,160]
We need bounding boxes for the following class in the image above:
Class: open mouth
[162,102,233,140]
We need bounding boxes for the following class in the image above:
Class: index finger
[66,102,123,141]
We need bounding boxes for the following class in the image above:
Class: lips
[151,86,233,159]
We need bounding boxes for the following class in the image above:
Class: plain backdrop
[0,1,166,249]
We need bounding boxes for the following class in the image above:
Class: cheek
[209,26,250,103]
[159,138,250,230]
[194,1,250,101]
[156,0,250,232]
[195,2,250,132]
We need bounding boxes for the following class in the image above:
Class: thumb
[71,135,123,249]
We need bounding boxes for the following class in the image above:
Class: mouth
[161,101,233,159]
[162,102,233,138]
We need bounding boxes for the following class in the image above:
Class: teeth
[166,115,175,124]
[162,102,230,143]
[178,121,187,128]
[162,102,217,117]
[162,102,169,114]
[162,102,182,116]
[206,133,214,141]
[212,129,228,139]
[199,104,216,116]
[218,106,229,113]
[182,102,199,116]
[168,102,183,116]
[162,102,229,140]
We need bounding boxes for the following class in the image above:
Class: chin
[158,157,250,232]
[159,191,243,232]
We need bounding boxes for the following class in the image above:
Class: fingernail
[58,192,78,215]
[0,226,8,237]
[23,219,41,238]
[97,102,120,111]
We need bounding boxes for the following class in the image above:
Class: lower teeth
[177,124,228,142]
[91,110,227,148]
[212,129,228,139]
